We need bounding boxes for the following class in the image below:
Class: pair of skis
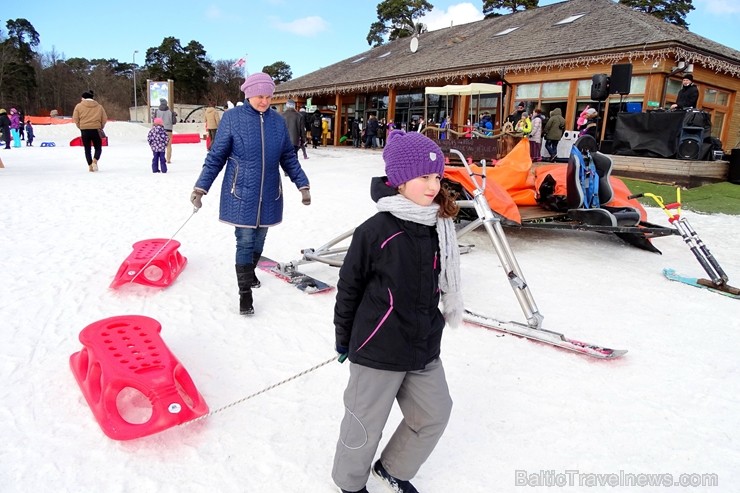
[257,257,334,294]
[629,190,738,300]
[450,149,626,359]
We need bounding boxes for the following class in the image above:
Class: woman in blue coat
[191,72,311,315]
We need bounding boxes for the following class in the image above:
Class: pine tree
[367,0,433,47]
[620,0,695,28]
[482,0,539,18]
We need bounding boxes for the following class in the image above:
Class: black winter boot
[235,264,255,315]
[251,252,262,288]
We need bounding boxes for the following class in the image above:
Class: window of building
[494,27,520,36]
[701,86,731,140]
[554,13,586,25]
[515,82,568,126]
[395,90,426,131]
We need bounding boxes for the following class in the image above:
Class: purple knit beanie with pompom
[383,130,445,187]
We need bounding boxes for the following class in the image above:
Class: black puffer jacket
[334,177,445,372]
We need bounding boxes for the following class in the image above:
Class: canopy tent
[424,83,503,134]
[424,83,503,97]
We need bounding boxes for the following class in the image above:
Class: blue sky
[5,0,738,79]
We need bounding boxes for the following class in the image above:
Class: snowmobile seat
[69,315,208,440]
[110,238,187,288]
[566,138,640,227]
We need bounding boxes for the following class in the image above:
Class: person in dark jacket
[351,118,362,148]
[311,109,323,148]
[332,130,463,493]
[190,73,311,316]
[543,107,565,161]
[281,99,306,158]
[25,119,35,146]
[671,74,699,110]
[365,114,379,148]
[0,109,10,149]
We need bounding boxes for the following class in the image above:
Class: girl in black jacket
[332,130,463,493]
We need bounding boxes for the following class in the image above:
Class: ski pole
[129,208,198,284]
[629,190,727,285]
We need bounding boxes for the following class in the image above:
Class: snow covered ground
[1,121,739,492]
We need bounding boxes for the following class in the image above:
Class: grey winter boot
[235,264,255,315]
[251,252,262,288]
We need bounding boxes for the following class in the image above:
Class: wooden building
[273,0,740,152]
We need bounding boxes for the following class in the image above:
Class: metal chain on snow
[129,209,198,284]
[181,354,339,426]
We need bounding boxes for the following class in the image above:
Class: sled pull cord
[129,210,197,284]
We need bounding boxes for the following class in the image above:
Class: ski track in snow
[1,121,739,492]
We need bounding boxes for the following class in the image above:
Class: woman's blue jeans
[235,226,268,265]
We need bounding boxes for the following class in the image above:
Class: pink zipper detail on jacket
[357,288,394,351]
[381,231,404,249]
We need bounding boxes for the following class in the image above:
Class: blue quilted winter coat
[194,102,309,227]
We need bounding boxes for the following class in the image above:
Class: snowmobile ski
[257,257,334,294]
[663,268,739,299]
[464,310,627,359]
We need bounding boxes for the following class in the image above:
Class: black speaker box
[729,149,740,184]
[677,126,703,160]
[610,64,633,95]
[591,74,609,101]
[599,140,614,154]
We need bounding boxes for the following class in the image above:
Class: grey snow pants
[332,357,453,491]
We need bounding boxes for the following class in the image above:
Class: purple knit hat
[383,130,445,187]
[240,72,275,99]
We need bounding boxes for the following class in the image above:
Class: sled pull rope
[182,355,340,425]
[128,210,197,284]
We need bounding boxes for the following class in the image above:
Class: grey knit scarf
[377,194,464,327]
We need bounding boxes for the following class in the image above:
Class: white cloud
[271,16,329,36]
[421,2,484,32]
[697,0,740,15]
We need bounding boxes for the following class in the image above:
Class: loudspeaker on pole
[610,63,633,95]
[590,74,609,101]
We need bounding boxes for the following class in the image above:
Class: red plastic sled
[110,239,187,289]
[69,315,209,440]
[69,136,108,146]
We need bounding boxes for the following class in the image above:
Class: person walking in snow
[9,108,22,147]
[25,119,34,146]
[0,109,11,149]
[204,100,220,151]
[543,107,565,162]
[72,91,108,171]
[190,72,311,316]
[153,98,176,163]
[281,99,306,158]
[148,118,168,173]
[332,130,462,493]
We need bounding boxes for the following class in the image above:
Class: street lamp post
[133,50,139,121]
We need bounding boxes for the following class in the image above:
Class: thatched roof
[275,0,740,98]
